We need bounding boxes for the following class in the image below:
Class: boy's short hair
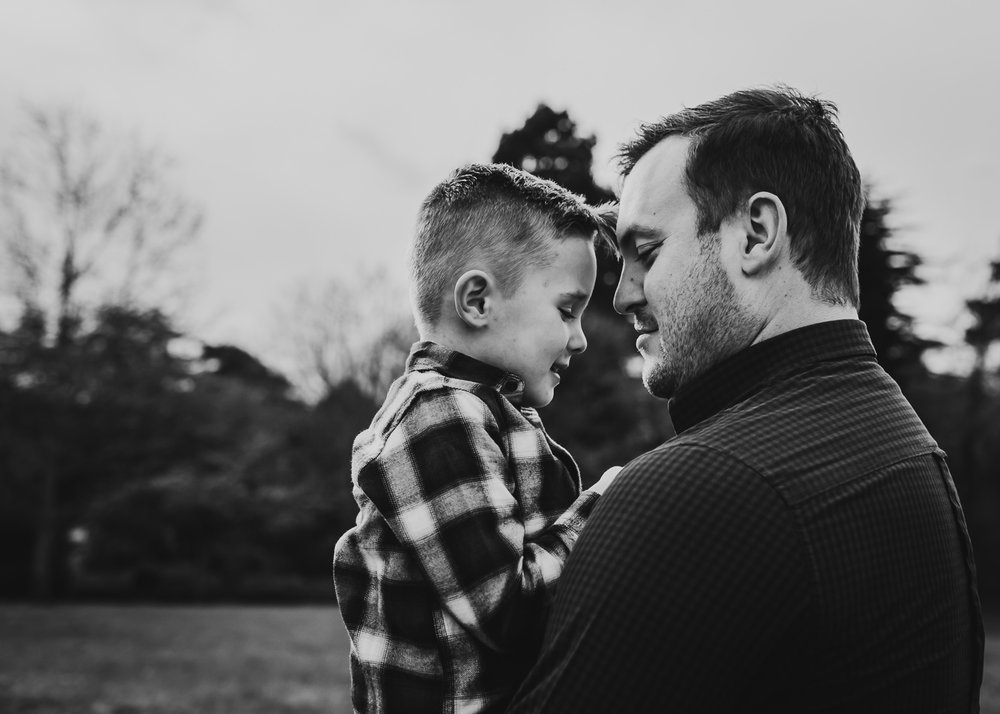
[410,163,607,328]
[617,85,864,308]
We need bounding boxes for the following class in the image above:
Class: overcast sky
[1,0,998,369]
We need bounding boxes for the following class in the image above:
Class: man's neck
[751,303,859,346]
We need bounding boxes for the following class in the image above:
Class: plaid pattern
[333,342,604,714]
[509,320,985,713]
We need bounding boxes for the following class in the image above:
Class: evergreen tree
[962,254,1000,503]
[857,197,936,389]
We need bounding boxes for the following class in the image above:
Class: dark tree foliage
[0,279,386,601]
[964,257,1000,600]
[492,104,614,204]
[0,306,205,598]
[492,105,672,480]
[200,344,291,391]
[78,345,374,601]
[857,197,937,389]
[961,257,1000,503]
[965,258,1000,369]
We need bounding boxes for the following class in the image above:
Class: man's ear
[740,191,787,276]
[453,270,493,328]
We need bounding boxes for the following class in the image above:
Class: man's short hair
[410,162,606,327]
[617,85,864,307]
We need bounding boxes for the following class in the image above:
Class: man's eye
[636,241,664,265]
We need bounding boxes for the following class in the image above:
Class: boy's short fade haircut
[410,162,608,328]
[617,85,864,308]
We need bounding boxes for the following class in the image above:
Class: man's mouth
[632,310,658,335]
[634,321,658,352]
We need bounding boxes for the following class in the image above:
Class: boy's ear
[739,191,787,276]
[453,270,494,328]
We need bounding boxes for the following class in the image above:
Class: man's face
[488,236,596,408]
[613,135,754,399]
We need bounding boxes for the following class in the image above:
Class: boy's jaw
[521,360,570,408]
[549,359,573,386]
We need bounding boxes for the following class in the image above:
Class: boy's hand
[592,466,622,495]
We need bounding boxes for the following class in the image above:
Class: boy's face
[488,235,597,408]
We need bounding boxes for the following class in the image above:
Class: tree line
[1,104,998,605]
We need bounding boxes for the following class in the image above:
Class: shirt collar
[669,319,877,434]
[406,341,526,405]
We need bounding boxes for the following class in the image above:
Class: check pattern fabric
[333,342,604,714]
[508,320,985,714]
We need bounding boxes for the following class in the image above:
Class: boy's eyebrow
[560,290,590,301]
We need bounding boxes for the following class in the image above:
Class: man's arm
[508,444,811,713]
[358,388,605,651]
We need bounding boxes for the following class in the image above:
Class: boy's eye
[559,307,577,322]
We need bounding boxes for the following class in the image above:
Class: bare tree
[0,104,202,345]
[273,266,416,403]
[0,104,202,600]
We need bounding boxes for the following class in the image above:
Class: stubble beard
[643,253,753,400]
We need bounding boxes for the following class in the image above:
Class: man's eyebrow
[617,225,662,248]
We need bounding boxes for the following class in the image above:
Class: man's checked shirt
[333,342,606,714]
[508,320,984,713]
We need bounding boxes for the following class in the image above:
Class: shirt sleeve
[508,443,812,713]
[356,387,601,653]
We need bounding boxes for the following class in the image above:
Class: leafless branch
[0,104,202,342]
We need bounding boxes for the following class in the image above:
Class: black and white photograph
[0,1,997,712]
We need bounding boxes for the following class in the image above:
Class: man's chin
[642,363,677,400]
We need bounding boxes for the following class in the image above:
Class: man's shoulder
[600,439,795,546]
[621,438,765,491]
[670,361,937,505]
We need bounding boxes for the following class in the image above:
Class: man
[507,87,984,713]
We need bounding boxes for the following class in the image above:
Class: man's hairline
[613,132,726,254]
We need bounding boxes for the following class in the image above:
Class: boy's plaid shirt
[333,341,605,714]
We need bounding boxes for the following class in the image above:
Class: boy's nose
[568,321,587,354]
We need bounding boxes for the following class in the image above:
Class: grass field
[0,605,351,713]
[0,604,997,713]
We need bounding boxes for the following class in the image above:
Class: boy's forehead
[523,237,596,285]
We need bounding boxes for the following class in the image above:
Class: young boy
[333,163,620,713]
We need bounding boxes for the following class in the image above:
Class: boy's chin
[523,389,555,409]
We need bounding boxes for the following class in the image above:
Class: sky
[0,0,998,372]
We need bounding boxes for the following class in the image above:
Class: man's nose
[613,261,644,316]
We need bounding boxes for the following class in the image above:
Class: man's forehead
[622,135,691,200]
[618,135,692,238]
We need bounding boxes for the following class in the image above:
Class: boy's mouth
[550,361,569,375]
